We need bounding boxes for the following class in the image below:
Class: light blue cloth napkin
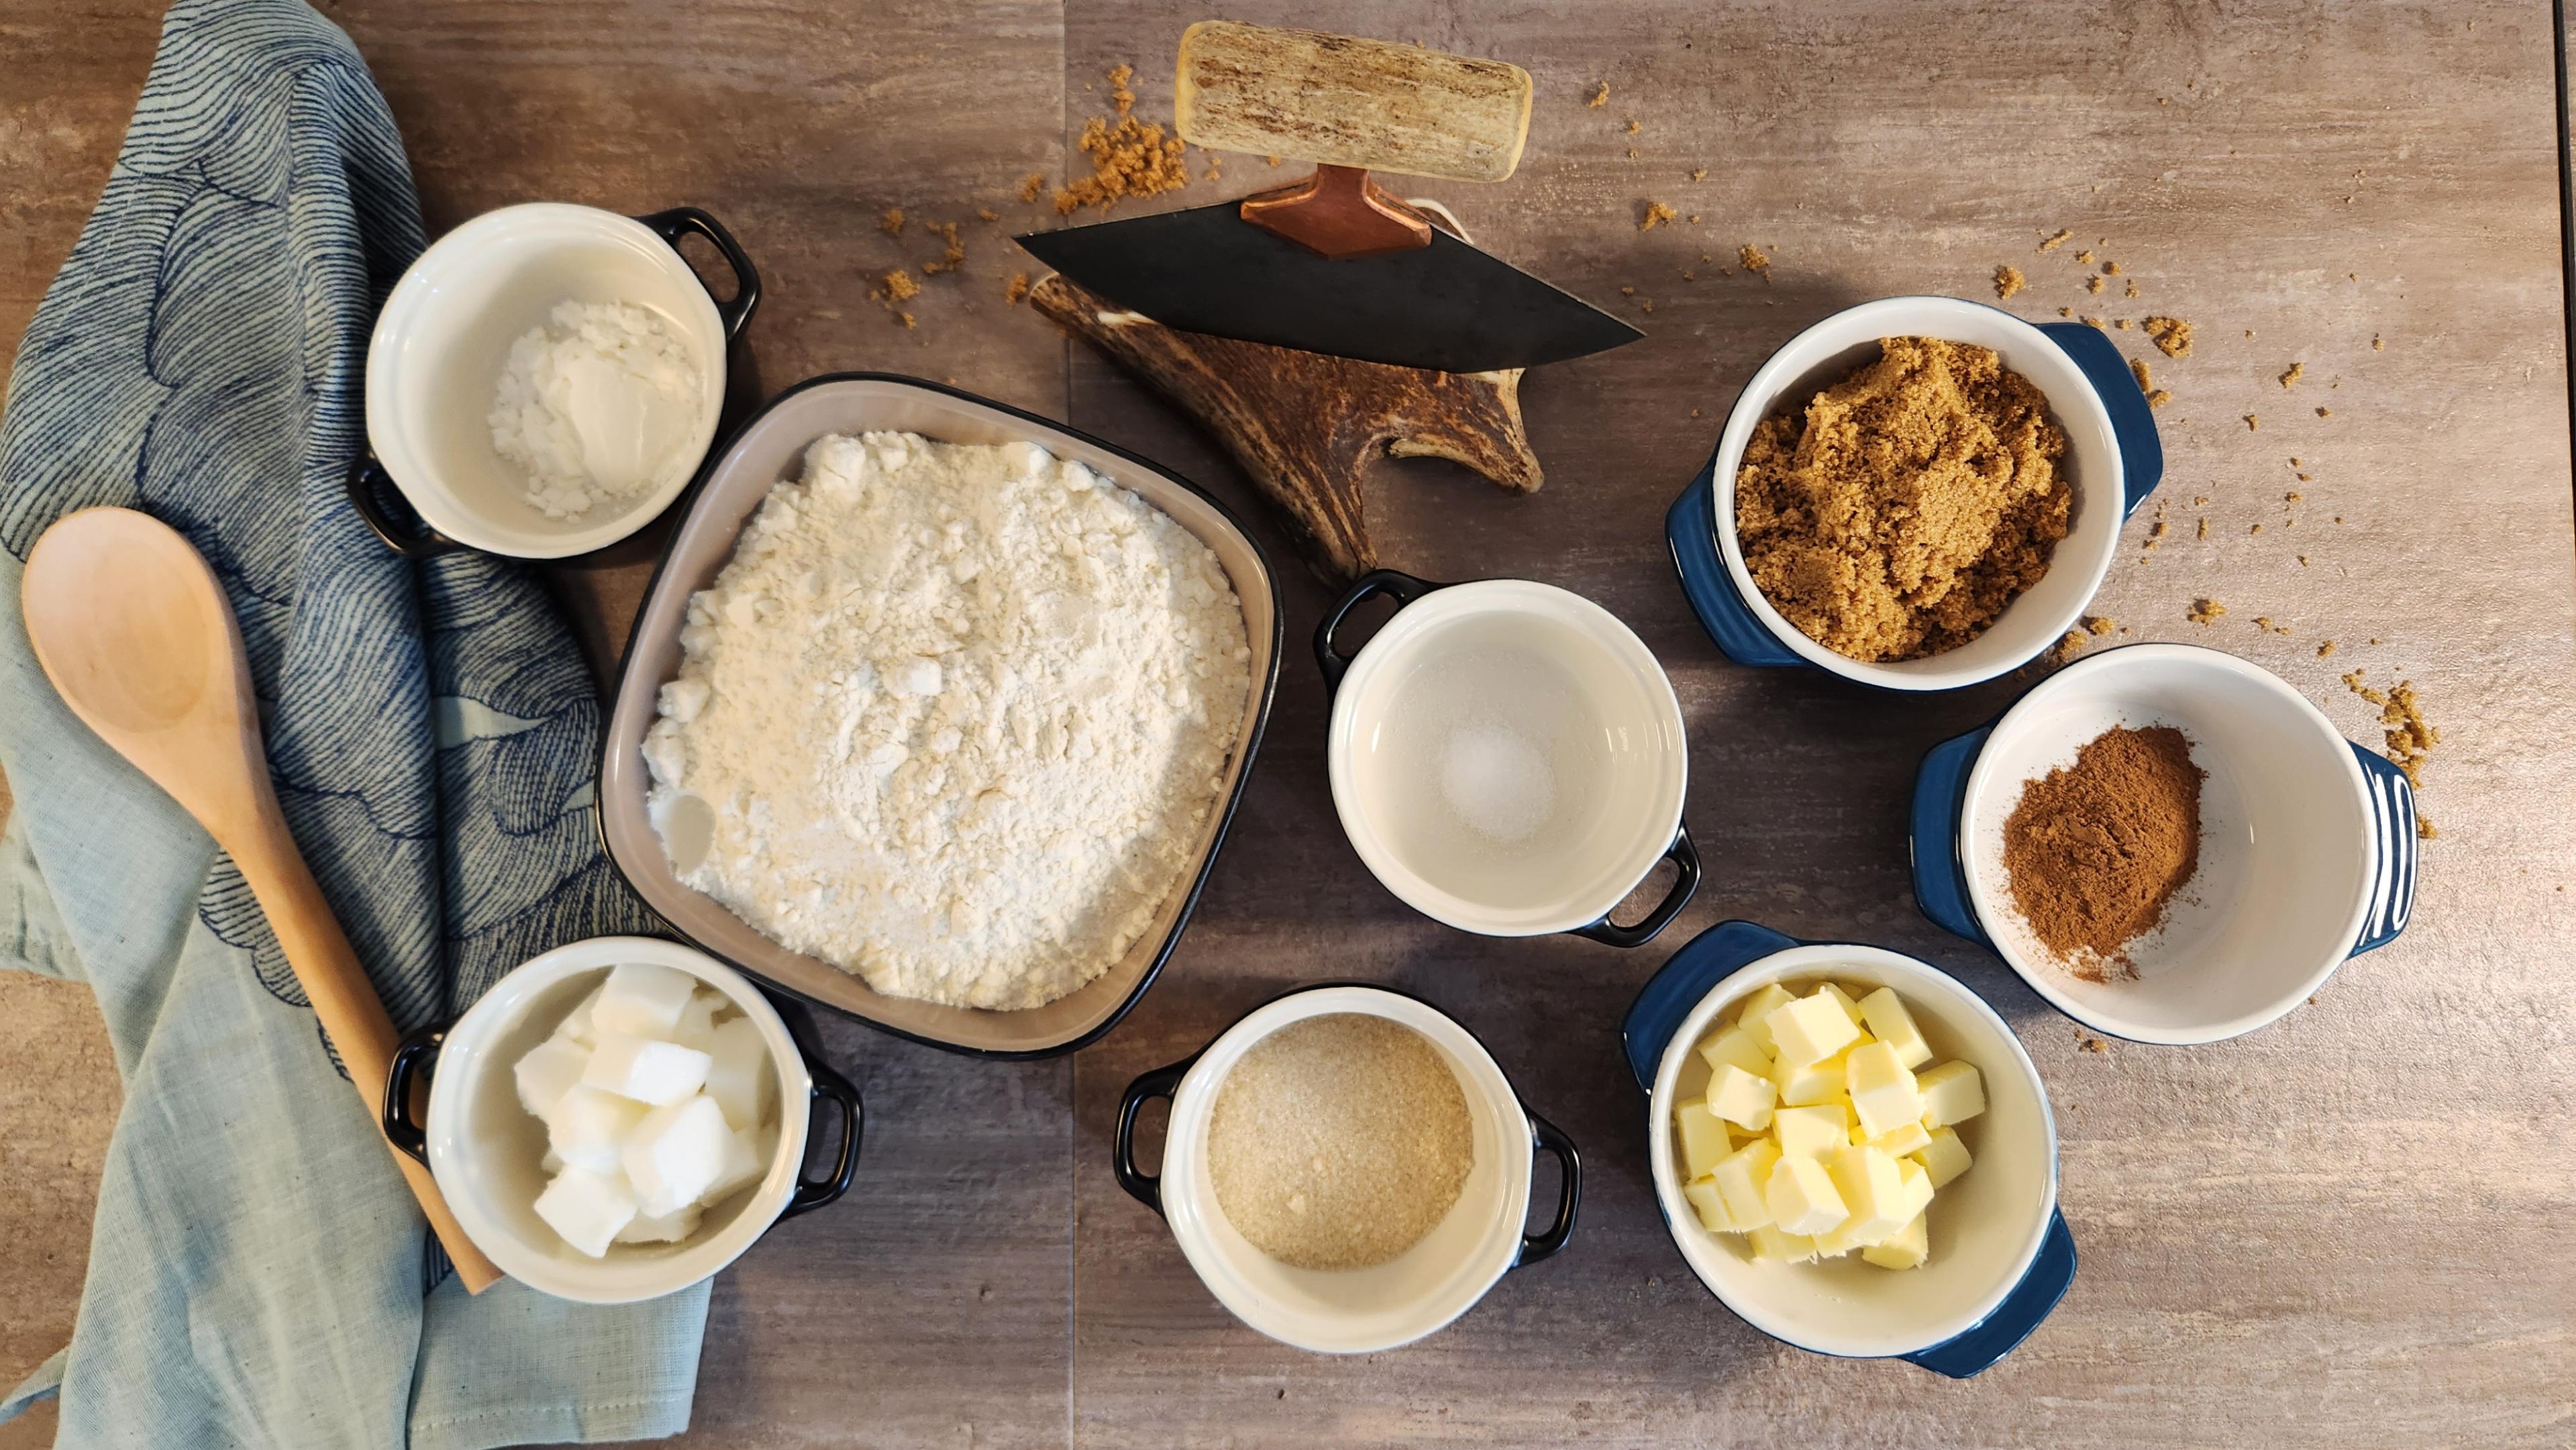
[0,1,709,1444]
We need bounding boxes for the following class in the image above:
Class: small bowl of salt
[350,202,756,558]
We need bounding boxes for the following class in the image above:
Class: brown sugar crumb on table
[2087,275,2106,294]
[2245,413,2260,431]
[1689,166,1708,181]
[1640,201,1676,229]
[1996,264,2027,299]
[1004,272,1031,305]
[1018,172,1047,203]
[2039,227,2073,252]
[2129,357,2171,407]
[2317,639,2338,658]
[921,220,966,274]
[1738,243,1771,278]
[877,268,920,303]
[2279,361,2304,388]
[1055,64,1191,213]
[2144,315,2194,357]
[2187,597,2226,625]
[879,207,905,237]
[1733,337,2070,663]
[1588,81,1610,106]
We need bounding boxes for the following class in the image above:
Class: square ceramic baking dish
[598,373,1282,1057]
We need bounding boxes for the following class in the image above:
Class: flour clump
[643,432,1251,1010]
[489,299,705,519]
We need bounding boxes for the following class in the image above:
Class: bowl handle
[1511,1110,1582,1267]
[763,991,864,1219]
[2037,321,2163,518]
[1314,568,1448,694]
[1665,451,1804,667]
[2347,742,2418,955]
[380,1022,446,1166]
[1113,1055,1198,1218]
[1909,725,1996,948]
[1902,1207,2077,1378]
[1569,822,1701,949]
[1618,919,1801,1093]
[636,206,763,342]
[346,452,462,558]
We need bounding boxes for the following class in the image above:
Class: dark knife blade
[1015,204,1641,373]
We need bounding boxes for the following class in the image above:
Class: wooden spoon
[21,507,503,1293]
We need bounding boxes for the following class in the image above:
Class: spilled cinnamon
[2001,725,2205,980]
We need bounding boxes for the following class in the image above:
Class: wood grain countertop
[2,3,2569,1446]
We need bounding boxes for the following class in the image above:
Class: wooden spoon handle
[1175,21,1532,183]
[230,802,505,1294]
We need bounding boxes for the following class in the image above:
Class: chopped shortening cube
[1916,1060,1987,1129]
[590,962,701,1039]
[1817,981,1867,1027]
[1773,1103,1849,1159]
[614,1202,703,1245]
[700,1017,772,1130]
[1764,1153,1849,1235]
[1917,1125,1973,1187]
[546,1086,648,1174]
[1846,1041,1924,1138]
[700,1127,768,1208]
[514,1037,590,1121]
[1771,1050,1847,1108]
[1862,1211,1929,1270]
[672,990,722,1050]
[1747,1223,1820,1263]
[1696,1024,1773,1079]
[1767,992,1863,1067]
[1896,1156,1935,1221]
[553,985,605,1047]
[623,1093,733,1216]
[1708,1138,1780,1229]
[1706,1063,1776,1132]
[582,1033,713,1107]
[1862,1120,1932,1157]
[1683,1178,1739,1233]
[534,1165,637,1257]
[1824,1143,1909,1245]
[1676,1098,1733,1178]
[1857,986,1933,1069]
[1735,983,1798,1050]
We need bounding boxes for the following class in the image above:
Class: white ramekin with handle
[1621,920,2072,1377]
[1665,296,2164,690]
[1113,985,1580,1354]
[381,935,860,1304]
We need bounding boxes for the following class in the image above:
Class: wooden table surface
[4,3,2572,1447]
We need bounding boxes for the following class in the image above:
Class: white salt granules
[489,299,705,518]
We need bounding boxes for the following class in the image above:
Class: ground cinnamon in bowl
[2000,725,2205,981]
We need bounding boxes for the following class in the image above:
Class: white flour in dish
[642,431,1252,1010]
[489,299,705,519]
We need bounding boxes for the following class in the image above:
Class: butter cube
[1862,1211,1929,1270]
[1857,986,1934,1070]
[1675,1098,1733,1178]
[1917,1060,1986,1128]
[1696,1024,1775,1079]
[1861,1119,1932,1157]
[1916,1125,1973,1187]
[1767,992,1863,1067]
[513,1037,590,1122]
[534,1166,637,1257]
[1771,1051,1848,1108]
[622,1093,733,1217]
[1812,1215,1871,1257]
[1706,1063,1776,1132]
[1735,983,1798,1051]
[1896,1156,1935,1221]
[1708,1138,1780,1230]
[1773,1103,1850,1159]
[1846,1041,1924,1138]
[1824,1143,1910,1246]
[1683,1178,1740,1234]
[1818,981,1868,1027]
[582,1033,713,1107]
[1764,1153,1849,1235]
[546,1086,649,1174]
[590,962,702,1039]
[1747,1223,1820,1263]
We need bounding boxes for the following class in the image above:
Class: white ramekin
[1666,296,2162,690]
[1622,921,2070,1375]
[1319,572,1698,945]
[1114,986,1580,1354]
[384,935,860,1304]
[1912,643,2418,1043]
[356,203,750,558]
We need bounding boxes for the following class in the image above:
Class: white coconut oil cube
[623,1094,733,1216]
[699,1125,766,1207]
[546,1086,649,1174]
[672,990,723,1050]
[513,1037,590,1121]
[613,1202,704,1245]
[701,1017,772,1130]
[534,1166,637,1257]
[554,985,605,1047]
[590,962,701,1039]
[582,1033,713,1106]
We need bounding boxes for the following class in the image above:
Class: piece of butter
[1683,1176,1739,1234]
[1764,1153,1849,1235]
[1748,1223,1820,1263]
[1766,992,1863,1067]
[1675,1097,1733,1179]
[1734,983,1798,1050]
[1771,1049,1848,1108]
[1916,1060,1987,1129]
[1818,980,1868,1027]
[1823,1142,1910,1246]
[1896,1155,1935,1221]
[1861,1210,1929,1270]
[1845,1040,1924,1138]
[1916,1125,1973,1187]
[1856,986,1934,1070]
[1706,1063,1777,1132]
[1860,1119,1932,1157]
[1773,1102,1850,1159]
[1696,1023,1774,1079]
[1709,1137,1780,1229]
